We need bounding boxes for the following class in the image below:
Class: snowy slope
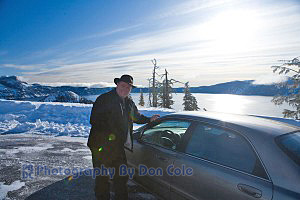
[0,99,174,137]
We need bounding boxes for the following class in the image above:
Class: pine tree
[183,82,199,111]
[271,56,300,119]
[158,69,174,108]
[139,90,145,107]
[158,80,174,108]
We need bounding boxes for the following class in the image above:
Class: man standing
[88,74,159,200]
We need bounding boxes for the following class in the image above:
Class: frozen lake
[85,93,293,118]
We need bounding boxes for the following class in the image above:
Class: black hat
[114,74,136,88]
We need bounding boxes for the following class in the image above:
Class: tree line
[138,59,199,111]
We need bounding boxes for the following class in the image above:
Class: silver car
[125,111,300,200]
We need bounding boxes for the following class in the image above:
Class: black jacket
[88,89,150,157]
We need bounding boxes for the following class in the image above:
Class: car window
[142,120,191,150]
[276,132,300,166]
[186,123,259,175]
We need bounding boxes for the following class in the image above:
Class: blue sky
[1,0,300,87]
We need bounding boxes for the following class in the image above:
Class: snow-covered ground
[0,134,160,200]
[1,99,300,200]
[0,99,172,200]
[0,99,174,137]
[0,181,25,200]
[1,99,299,138]
[1,99,300,137]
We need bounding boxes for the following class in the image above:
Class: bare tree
[147,78,152,107]
[149,59,160,107]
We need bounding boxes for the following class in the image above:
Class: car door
[170,121,273,200]
[127,118,192,200]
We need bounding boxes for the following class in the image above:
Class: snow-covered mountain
[0,76,92,103]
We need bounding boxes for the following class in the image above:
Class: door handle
[156,155,168,162]
[237,184,262,198]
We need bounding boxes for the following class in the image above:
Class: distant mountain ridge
[0,76,93,103]
[49,80,290,96]
[184,80,289,96]
[0,76,290,103]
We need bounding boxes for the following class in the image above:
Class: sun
[203,10,262,53]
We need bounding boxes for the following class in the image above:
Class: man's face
[116,81,132,98]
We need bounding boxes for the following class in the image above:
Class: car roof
[163,111,299,138]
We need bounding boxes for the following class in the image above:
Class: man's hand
[150,114,160,122]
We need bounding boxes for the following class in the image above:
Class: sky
[1,0,300,87]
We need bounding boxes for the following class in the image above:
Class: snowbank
[0,99,174,137]
[1,99,299,137]
[0,180,25,200]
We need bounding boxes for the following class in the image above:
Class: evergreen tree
[139,90,145,106]
[183,82,199,111]
[271,56,300,119]
[158,80,174,108]
[158,69,174,108]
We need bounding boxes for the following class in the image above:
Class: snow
[1,143,53,156]
[83,155,92,160]
[0,180,25,200]
[0,99,174,137]
[61,148,90,152]
[0,99,299,138]
[0,84,5,90]
[0,99,299,199]
[43,91,81,103]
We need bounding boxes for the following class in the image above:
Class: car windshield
[276,132,300,166]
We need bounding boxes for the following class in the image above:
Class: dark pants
[90,148,129,200]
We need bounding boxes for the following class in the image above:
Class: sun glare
[212,94,250,114]
[203,10,261,53]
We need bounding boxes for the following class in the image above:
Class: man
[88,74,159,200]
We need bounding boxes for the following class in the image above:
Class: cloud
[16,76,30,82]
[3,0,300,87]
[37,81,115,88]
[77,24,142,41]
[252,74,288,85]
[2,64,44,71]
[152,0,235,19]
